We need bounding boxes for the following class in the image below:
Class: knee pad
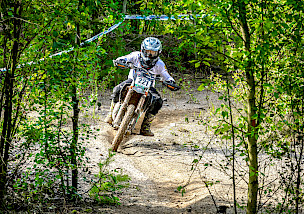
[149,98,163,115]
[112,86,121,103]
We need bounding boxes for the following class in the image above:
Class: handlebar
[113,59,148,72]
[113,59,181,91]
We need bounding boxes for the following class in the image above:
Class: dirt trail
[83,89,245,214]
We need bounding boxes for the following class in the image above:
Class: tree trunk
[130,0,140,34]
[123,0,127,14]
[238,3,258,214]
[0,2,21,207]
[295,104,303,214]
[246,65,258,214]
[70,0,81,197]
[71,84,79,194]
[0,66,13,208]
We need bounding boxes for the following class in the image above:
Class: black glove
[163,80,181,91]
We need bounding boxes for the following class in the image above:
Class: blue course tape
[125,14,202,20]
[0,14,203,72]
[0,21,124,72]
[80,21,124,46]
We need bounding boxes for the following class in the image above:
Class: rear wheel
[112,104,136,152]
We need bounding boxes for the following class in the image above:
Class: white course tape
[0,14,204,72]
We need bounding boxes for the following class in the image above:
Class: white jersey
[115,51,174,86]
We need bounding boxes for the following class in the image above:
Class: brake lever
[155,76,163,81]
[127,62,135,69]
[113,60,133,69]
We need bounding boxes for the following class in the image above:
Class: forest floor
[77,83,251,214]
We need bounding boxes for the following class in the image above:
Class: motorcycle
[110,60,180,152]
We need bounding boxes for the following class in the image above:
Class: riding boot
[140,113,155,136]
[104,100,115,124]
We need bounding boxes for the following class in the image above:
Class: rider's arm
[156,60,174,82]
[113,52,138,68]
[114,52,142,80]
[156,60,180,91]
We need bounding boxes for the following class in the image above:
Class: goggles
[143,49,158,58]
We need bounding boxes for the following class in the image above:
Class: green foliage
[1,0,304,212]
[0,0,129,210]
[89,151,130,205]
[177,185,186,196]
[190,0,304,212]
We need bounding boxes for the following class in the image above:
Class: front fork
[127,95,147,134]
[112,88,134,129]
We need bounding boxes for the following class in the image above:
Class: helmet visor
[144,49,158,59]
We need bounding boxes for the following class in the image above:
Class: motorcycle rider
[105,37,180,136]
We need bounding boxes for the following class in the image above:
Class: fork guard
[113,89,134,129]
[128,95,147,132]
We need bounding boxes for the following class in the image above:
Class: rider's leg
[104,79,133,124]
[140,88,163,136]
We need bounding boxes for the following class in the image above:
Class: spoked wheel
[112,104,136,152]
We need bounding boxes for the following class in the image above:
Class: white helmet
[140,37,162,69]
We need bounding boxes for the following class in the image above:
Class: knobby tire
[112,104,136,152]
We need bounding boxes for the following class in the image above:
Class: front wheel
[112,104,136,152]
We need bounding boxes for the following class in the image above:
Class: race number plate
[135,76,151,88]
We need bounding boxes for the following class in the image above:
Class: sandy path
[80,89,244,214]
